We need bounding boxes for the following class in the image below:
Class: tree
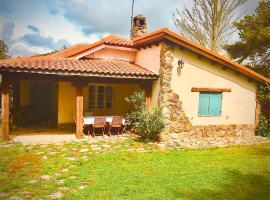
[0,40,9,59]
[224,1,270,78]
[224,1,270,136]
[172,0,247,53]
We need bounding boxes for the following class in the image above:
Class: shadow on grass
[175,170,270,200]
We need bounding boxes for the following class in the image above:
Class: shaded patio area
[10,125,74,136]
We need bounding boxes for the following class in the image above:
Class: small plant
[125,91,164,141]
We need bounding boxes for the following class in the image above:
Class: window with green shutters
[198,92,222,116]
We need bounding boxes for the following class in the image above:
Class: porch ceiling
[0,57,158,79]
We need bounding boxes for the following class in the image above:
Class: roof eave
[133,29,270,84]
[0,67,159,80]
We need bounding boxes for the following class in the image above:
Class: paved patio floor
[12,134,79,145]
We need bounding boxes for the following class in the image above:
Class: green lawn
[0,138,269,200]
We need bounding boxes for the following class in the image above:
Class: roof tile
[0,57,157,79]
[48,35,133,58]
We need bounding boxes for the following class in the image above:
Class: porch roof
[0,57,158,79]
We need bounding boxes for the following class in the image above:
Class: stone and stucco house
[0,15,269,141]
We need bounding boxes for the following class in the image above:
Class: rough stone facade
[159,42,255,142]
[131,14,148,39]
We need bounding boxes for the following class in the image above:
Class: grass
[0,138,269,199]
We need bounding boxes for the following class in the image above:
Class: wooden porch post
[141,81,152,108]
[1,74,10,140]
[76,86,84,138]
[145,86,152,108]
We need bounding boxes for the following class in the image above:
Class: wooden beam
[191,87,232,93]
[1,75,10,140]
[211,61,216,65]
[71,80,89,88]
[75,86,84,139]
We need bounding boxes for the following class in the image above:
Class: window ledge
[191,87,231,92]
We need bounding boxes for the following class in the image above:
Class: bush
[256,83,270,137]
[125,91,164,141]
[256,115,269,137]
[125,91,145,128]
[135,106,164,141]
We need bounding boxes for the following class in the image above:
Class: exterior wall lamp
[178,59,184,69]
[177,59,184,75]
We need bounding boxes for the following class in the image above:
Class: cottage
[1,15,269,141]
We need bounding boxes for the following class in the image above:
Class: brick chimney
[131,14,148,39]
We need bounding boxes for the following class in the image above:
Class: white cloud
[9,41,49,56]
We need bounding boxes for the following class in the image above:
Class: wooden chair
[108,116,124,137]
[93,116,106,137]
[84,112,93,117]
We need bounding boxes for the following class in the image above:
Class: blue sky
[0,0,259,56]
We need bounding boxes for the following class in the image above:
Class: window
[88,85,113,109]
[198,92,222,116]
[89,86,96,109]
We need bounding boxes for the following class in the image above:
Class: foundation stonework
[159,42,255,142]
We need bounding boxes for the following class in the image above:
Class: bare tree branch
[172,0,247,53]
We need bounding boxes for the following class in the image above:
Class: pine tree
[224,1,270,78]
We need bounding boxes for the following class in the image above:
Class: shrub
[256,115,269,137]
[135,106,164,141]
[125,91,145,128]
[125,91,164,141]
[256,83,270,137]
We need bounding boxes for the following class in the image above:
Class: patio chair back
[84,112,93,117]
[94,117,106,128]
[111,116,123,128]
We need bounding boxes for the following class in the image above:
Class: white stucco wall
[171,47,257,125]
[135,43,162,74]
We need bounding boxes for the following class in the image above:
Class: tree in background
[172,0,247,53]
[0,40,9,59]
[224,1,270,136]
[224,1,270,78]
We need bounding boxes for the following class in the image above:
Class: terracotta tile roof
[133,28,270,84]
[47,44,94,58]
[104,35,133,47]
[1,28,268,83]
[0,57,157,79]
[48,35,133,58]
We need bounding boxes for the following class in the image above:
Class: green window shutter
[209,93,222,116]
[198,93,210,116]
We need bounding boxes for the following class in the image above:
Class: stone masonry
[131,14,148,39]
[159,42,256,142]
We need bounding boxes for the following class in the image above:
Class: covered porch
[1,71,157,140]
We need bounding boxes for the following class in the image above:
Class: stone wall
[159,42,255,141]
[131,14,148,39]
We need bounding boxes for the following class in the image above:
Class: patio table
[83,116,125,125]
